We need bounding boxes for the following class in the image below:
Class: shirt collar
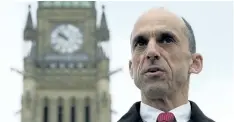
[140,101,191,122]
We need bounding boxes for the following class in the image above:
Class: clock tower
[22,1,111,122]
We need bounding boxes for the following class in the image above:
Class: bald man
[118,8,214,122]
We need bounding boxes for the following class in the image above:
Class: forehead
[131,8,186,41]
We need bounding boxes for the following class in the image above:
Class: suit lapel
[118,102,143,122]
[189,101,214,122]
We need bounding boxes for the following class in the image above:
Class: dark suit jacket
[117,101,215,122]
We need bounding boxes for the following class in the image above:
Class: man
[118,8,214,122]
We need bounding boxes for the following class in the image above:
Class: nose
[146,39,160,61]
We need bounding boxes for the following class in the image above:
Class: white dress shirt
[140,101,191,122]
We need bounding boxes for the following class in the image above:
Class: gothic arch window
[70,97,76,122]
[57,97,64,122]
[96,97,100,113]
[25,90,32,109]
[102,92,108,106]
[43,97,49,122]
[84,97,91,122]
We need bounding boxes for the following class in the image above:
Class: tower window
[84,97,90,122]
[43,97,49,122]
[70,97,76,122]
[85,105,90,122]
[57,97,64,122]
[71,105,76,122]
[43,106,48,122]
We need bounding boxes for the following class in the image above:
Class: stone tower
[22,1,110,122]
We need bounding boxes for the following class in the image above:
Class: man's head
[129,8,203,100]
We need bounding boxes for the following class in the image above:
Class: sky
[0,1,233,122]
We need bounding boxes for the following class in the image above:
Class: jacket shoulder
[118,102,143,122]
[189,101,215,122]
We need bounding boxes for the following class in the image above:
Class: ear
[129,60,133,78]
[189,53,203,74]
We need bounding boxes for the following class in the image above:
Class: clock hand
[58,32,68,41]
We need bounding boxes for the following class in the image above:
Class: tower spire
[97,5,109,42]
[24,4,36,41]
[25,5,33,30]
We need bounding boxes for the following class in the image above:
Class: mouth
[144,66,165,77]
[147,67,162,72]
[146,66,164,72]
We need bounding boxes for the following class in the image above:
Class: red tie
[157,112,176,122]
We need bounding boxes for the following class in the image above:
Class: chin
[143,83,170,99]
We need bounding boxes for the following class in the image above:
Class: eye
[158,33,176,44]
[161,37,175,44]
[134,36,148,47]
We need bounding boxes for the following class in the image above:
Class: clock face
[51,24,83,54]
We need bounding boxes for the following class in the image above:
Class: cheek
[170,52,183,64]
[132,53,144,72]
[132,55,140,69]
[168,50,191,78]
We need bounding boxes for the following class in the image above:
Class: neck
[141,88,189,112]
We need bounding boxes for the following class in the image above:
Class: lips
[147,67,161,72]
[146,66,164,72]
[144,66,165,77]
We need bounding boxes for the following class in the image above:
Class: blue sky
[0,1,233,122]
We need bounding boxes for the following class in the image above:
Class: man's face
[129,8,203,98]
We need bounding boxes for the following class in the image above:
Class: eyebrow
[131,29,177,44]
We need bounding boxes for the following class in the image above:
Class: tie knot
[157,112,175,122]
